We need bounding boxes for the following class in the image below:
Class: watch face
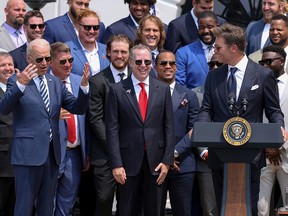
[174,150,179,158]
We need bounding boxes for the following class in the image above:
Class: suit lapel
[237,60,257,106]
[63,13,77,41]
[217,65,230,106]
[172,84,186,113]
[125,16,137,37]
[145,77,159,121]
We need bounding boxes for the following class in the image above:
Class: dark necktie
[227,67,237,97]
[138,83,148,122]
[118,73,125,82]
[63,81,76,144]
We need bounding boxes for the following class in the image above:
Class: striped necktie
[39,75,50,112]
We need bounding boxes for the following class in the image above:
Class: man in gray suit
[257,45,288,216]
[0,0,27,51]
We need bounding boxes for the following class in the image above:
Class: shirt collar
[3,22,24,35]
[229,54,248,73]
[201,41,214,50]
[277,72,288,84]
[0,82,6,92]
[77,37,98,53]
[129,14,139,28]
[191,8,198,29]
[131,74,149,87]
[110,64,128,78]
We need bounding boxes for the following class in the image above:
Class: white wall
[0,0,186,27]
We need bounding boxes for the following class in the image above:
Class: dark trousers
[0,177,15,216]
[118,153,164,216]
[212,168,260,216]
[92,163,116,216]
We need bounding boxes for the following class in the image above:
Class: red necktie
[63,81,76,143]
[139,83,148,121]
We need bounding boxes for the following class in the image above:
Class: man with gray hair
[0,38,90,216]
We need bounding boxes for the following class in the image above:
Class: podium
[192,122,283,216]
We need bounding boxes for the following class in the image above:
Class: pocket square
[251,85,259,91]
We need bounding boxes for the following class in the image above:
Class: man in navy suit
[155,50,200,216]
[106,44,175,216]
[50,42,90,216]
[44,0,105,44]
[89,34,132,216]
[175,11,218,89]
[10,10,45,72]
[66,9,110,77]
[102,0,156,44]
[0,52,15,216]
[166,0,225,53]
[197,23,284,216]
[0,38,90,216]
[245,0,285,55]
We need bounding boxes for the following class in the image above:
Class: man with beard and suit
[66,9,110,77]
[155,50,200,216]
[245,0,286,55]
[257,45,288,216]
[249,14,288,71]
[175,11,218,89]
[0,0,27,51]
[10,10,45,72]
[44,0,105,44]
[106,44,175,216]
[166,0,225,53]
[0,52,15,216]
[0,38,90,216]
[88,34,132,216]
[196,23,285,216]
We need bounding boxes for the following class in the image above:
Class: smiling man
[89,34,132,216]
[10,10,45,72]
[102,0,156,44]
[175,11,219,89]
[106,44,174,216]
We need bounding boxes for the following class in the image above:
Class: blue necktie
[227,67,237,97]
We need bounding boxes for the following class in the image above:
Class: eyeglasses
[28,24,45,29]
[59,57,74,65]
[78,23,100,31]
[258,58,283,66]
[134,59,152,66]
[35,56,51,63]
[159,61,176,66]
[75,1,89,8]
[208,61,223,68]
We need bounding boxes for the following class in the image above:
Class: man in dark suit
[0,38,90,216]
[49,42,90,216]
[10,10,45,72]
[155,50,200,216]
[245,0,285,55]
[89,34,132,216]
[101,0,156,44]
[44,0,105,44]
[166,0,225,53]
[106,44,175,216]
[196,23,285,216]
[0,52,15,216]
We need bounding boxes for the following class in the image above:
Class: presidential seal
[223,117,251,146]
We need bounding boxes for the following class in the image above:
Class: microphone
[242,97,248,112]
[228,92,236,112]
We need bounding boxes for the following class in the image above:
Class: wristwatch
[174,150,179,158]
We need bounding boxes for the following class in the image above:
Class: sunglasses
[134,59,152,66]
[78,23,100,31]
[258,58,283,66]
[35,56,51,63]
[75,1,89,8]
[208,61,223,68]
[28,24,45,29]
[59,57,74,65]
[159,61,176,66]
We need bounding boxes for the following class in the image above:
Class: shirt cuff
[16,81,25,92]
[200,149,208,158]
[80,84,89,94]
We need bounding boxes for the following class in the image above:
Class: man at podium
[196,23,285,216]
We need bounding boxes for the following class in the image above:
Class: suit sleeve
[101,26,115,44]
[175,48,188,88]
[88,76,107,149]
[43,21,55,44]
[105,85,123,169]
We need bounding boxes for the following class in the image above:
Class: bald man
[0,0,27,51]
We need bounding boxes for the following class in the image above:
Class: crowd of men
[0,0,287,216]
